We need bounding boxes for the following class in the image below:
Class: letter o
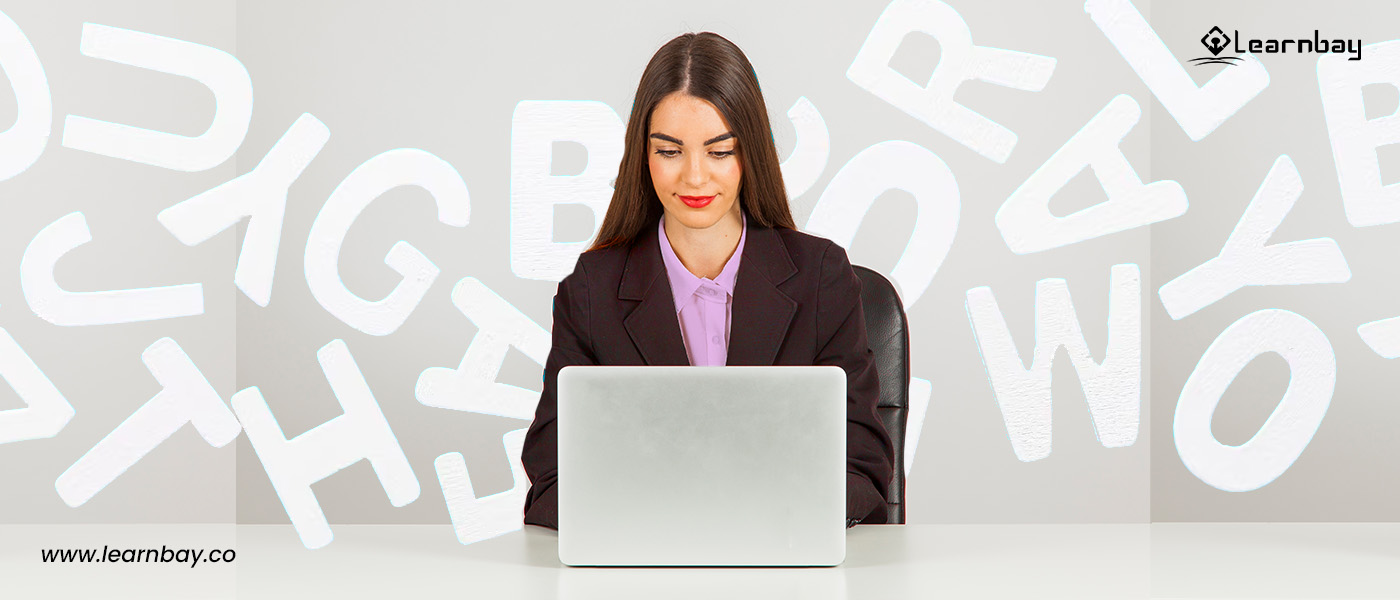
[1173,309,1335,492]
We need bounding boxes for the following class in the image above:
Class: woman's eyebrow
[704,132,734,145]
[648,132,736,145]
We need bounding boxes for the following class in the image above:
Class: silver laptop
[556,365,847,567]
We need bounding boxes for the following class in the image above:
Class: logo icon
[1191,26,1243,67]
[1201,26,1230,56]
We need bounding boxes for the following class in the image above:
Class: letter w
[965,264,1141,461]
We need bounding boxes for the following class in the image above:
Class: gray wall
[0,0,1395,529]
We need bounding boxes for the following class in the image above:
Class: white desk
[2,523,1396,598]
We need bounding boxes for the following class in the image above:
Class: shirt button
[711,335,722,344]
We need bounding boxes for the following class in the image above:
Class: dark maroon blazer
[521,212,896,529]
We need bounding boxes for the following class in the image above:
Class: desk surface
[2,523,1396,599]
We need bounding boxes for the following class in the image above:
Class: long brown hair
[589,32,795,251]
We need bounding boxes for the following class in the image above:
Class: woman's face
[647,92,743,233]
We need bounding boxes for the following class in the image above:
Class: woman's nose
[681,154,707,187]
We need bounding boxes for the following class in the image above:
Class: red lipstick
[679,195,715,208]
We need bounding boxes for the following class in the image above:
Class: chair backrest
[852,265,909,524]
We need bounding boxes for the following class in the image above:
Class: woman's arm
[815,242,897,525]
[521,261,596,530]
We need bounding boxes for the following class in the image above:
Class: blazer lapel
[620,222,690,366]
[726,215,798,366]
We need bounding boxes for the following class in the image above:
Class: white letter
[61,23,251,171]
[847,0,1055,163]
[1160,156,1350,320]
[510,101,622,281]
[780,96,830,200]
[1174,309,1334,492]
[22,212,203,325]
[805,141,959,310]
[1359,316,1400,359]
[417,277,549,420]
[1085,0,1268,141]
[1318,40,1400,227]
[0,328,73,444]
[55,338,239,506]
[437,428,529,545]
[0,8,51,182]
[231,339,420,550]
[965,264,1141,462]
[996,95,1186,254]
[305,149,469,336]
[159,114,329,307]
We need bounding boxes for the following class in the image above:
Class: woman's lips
[679,195,715,208]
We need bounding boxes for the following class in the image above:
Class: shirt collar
[657,211,747,313]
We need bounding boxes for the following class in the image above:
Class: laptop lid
[556,365,846,567]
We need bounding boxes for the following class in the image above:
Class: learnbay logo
[1190,25,1362,67]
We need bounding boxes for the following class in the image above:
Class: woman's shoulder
[774,226,835,250]
[769,228,866,304]
[577,243,629,266]
[561,242,630,286]
[771,226,849,270]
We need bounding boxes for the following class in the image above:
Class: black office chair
[852,265,909,524]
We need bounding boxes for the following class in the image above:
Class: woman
[521,32,894,529]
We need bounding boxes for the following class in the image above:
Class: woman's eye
[710,150,734,158]
[654,149,680,157]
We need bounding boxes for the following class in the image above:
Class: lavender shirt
[657,214,747,366]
